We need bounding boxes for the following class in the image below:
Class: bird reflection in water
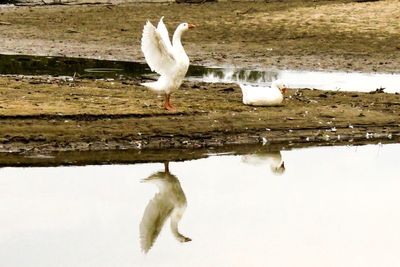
[140,161,191,253]
[241,150,285,175]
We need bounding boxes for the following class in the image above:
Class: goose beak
[188,23,196,29]
[281,88,288,95]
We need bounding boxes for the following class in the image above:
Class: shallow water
[0,54,151,78]
[1,143,400,267]
[1,54,399,93]
[0,54,205,79]
[198,68,400,93]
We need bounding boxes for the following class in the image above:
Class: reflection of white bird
[141,17,196,111]
[239,80,288,106]
[242,151,285,175]
[140,162,191,253]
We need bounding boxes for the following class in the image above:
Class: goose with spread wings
[141,17,195,111]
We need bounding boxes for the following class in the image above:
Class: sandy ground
[0,0,399,72]
[0,0,399,162]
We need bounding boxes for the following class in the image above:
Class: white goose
[141,17,195,111]
[239,79,288,106]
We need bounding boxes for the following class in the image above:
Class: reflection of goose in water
[242,151,285,175]
[140,162,191,253]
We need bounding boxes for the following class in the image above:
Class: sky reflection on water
[0,144,399,267]
[197,68,400,93]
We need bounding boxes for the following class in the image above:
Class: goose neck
[172,29,184,51]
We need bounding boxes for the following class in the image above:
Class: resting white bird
[141,17,195,111]
[140,162,191,253]
[239,79,288,106]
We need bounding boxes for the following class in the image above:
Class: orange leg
[163,93,176,111]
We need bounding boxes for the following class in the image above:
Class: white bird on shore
[239,80,288,106]
[141,17,196,111]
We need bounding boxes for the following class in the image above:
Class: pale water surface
[1,144,400,267]
[198,68,400,93]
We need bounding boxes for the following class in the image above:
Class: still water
[1,143,400,267]
[1,54,399,93]
[198,68,400,93]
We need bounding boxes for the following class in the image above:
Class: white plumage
[141,17,195,111]
[240,80,288,106]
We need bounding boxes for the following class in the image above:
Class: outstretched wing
[157,17,174,53]
[141,19,176,76]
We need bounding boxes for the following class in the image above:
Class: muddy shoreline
[0,75,399,162]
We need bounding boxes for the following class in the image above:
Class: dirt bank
[0,0,399,72]
[0,75,399,158]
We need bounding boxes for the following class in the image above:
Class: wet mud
[0,75,399,164]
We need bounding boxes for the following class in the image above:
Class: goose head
[177,22,196,33]
[272,79,288,94]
